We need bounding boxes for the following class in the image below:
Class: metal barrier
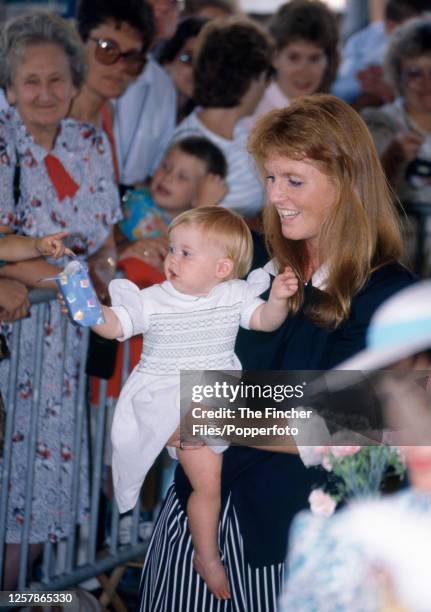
[0,288,151,595]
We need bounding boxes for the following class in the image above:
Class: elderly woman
[362,17,431,206]
[72,0,153,143]
[173,18,273,219]
[73,0,163,262]
[0,11,121,587]
[138,95,415,611]
[73,0,173,272]
[362,17,431,274]
[246,0,339,125]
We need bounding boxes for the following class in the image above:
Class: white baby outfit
[109,273,269,512]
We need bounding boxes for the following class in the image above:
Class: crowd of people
[0,0,430,609]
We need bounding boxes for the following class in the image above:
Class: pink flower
[330,445,361,458]
[308,489,337,517]
[313,446,330,459]
[321,455,333,472]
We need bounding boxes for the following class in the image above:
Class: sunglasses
[90,37,146,76]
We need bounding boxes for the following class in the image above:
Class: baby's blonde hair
[169,207,253,278]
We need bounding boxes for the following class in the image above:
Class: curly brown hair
[194,17,273,108]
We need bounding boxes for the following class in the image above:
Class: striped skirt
[139,485,285,612]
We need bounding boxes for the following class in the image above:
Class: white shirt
[172,109,265,217]
[331,21,388,103]
[240,80,290,131]
[108,275,269,511]
[113,58,177,185]
[111,276,267,373]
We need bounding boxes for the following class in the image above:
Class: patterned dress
[0,107,121,542]
[281,489,431,611]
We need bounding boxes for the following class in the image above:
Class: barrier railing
[0,288,149,595]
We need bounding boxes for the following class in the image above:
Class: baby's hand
[193,174,228,208]
[35,231,74,259]
[271,266,299,300]
[393,130,424,162]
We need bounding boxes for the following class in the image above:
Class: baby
[91,207,298,600]
[119,136,228,241]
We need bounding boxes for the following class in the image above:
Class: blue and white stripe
[139,486,284,612]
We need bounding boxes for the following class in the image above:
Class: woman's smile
[264,155,336,251]
[276,208,301,221]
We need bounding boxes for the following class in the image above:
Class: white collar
[266,258,328,289]
[161,279,226,301]
[311,264,329,290]
[266,81,289,108]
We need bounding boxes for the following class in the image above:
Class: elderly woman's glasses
[90,37,146,76]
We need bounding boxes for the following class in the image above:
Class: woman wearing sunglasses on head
[73,0,172,279]
[72,0,154,177]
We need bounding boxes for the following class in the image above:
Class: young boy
[119,136,228,241]
[88,207,299,600]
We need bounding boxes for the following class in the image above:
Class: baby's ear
[216,257,234,280]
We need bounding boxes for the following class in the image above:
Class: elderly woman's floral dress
[0,107,121,542]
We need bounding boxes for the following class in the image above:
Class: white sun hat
[338,280,431,371]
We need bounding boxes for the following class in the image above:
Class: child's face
[273,39,327,99]
[164,223,231,296]
[151,147,207,216]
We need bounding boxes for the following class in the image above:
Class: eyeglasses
[90,37,146,76]
[177,52,193,66]
[402,66,431,89]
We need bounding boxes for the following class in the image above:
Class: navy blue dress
[139,258,415,612]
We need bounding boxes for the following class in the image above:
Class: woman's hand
[118,236,169,272]
[0,279,30,321]
[193,174,228,208]
[35,231,74,259]
[167,427,204,450]
[89,269,111,305]
[392,131,424,163]
[57,292,69,315]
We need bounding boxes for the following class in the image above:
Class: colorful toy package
[56,260,104,327]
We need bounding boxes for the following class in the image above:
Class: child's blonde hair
[169,207,253,278]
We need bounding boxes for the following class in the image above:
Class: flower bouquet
[309,445,405,517]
